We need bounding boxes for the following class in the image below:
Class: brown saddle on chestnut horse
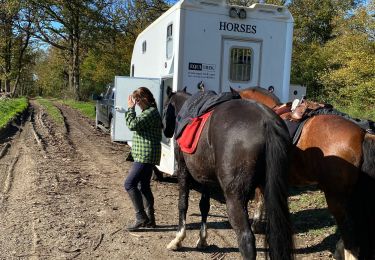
[273,99,333,144]
[273,98,333,121]
[273,98,374,144]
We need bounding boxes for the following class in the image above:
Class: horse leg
[334,239,358,260]
[334,239,344,260]
[226,194,256,260]
[196,188,210,249]
[324,194,359,260]
[252,188,266,234]
[167,167,190,251]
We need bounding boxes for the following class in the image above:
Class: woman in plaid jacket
[124,87,162,231]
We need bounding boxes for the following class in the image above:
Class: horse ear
[230,87,238,95]
[182,87,187,93]
[166,86,172,97]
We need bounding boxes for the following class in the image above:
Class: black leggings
[124,162,154,208]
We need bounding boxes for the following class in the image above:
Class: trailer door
[113,76,161,142]
[221,39,261,92]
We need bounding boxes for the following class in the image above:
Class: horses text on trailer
[113,0,294,175]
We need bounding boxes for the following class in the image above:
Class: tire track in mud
[0,109,43,258]
[54,103,127,176]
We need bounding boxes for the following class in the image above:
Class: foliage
[1,0,374,118]
[80,34,132,99]
[0,0,34,96]
[31,0,170,101]
[35,97,65,126]
[33,48,70,98]
[318,3,375,120]
[29,0,114,100]
[60,99,96,120]
[0,97,28,129]
[290,42,330,100]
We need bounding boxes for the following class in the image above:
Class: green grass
[289,188,336,237]
[0,97,28,129]
[35,97,65,126]
[60,99,96,120]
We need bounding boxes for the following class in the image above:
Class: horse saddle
[273,99,333,144]
[177,111,213,154]
[274,99,332,122]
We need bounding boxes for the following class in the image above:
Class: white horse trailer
[113,0,294,175]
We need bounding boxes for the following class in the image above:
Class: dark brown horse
[237,87,375,260]
[162,88,294,260]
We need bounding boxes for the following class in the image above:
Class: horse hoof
[196,240,208,249]
[167,241,181,251]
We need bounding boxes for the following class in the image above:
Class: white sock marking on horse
[334,239,344,260]
[167,221,186,250]
[334,239,358,260]
[344,249,358,260]
[196,223,208,248]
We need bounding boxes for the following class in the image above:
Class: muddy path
[0,100,336,259]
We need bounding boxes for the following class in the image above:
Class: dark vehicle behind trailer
[93,84,115,139]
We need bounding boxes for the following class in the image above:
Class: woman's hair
[132,87,157,108]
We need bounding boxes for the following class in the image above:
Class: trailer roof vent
[229,7,237,18]
[238,8,246,19]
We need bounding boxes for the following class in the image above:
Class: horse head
[162,87,191,138]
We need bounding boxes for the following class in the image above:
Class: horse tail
[349,173,375,259]
[263,119,294,260]
[361,133,375,179]
[351,133,375,259]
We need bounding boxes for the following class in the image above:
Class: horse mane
[243,86,282,105]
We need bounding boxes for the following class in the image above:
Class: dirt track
[0,100,336,259]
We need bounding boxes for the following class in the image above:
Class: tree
[34,48,70,98]
[0,0,20,92]
[318,2,375,117]
[29,0,112,100]
[288,0,359,99]
[0,0,33,96]
[79,0,171,99]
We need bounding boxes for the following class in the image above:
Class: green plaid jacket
[125,106,162,165]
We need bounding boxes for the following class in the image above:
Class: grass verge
[60,99,96,120]
[35,97,65,126]
[0,97,28,129]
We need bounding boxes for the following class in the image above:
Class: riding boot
[145,207,156,228]
[127,189,149,231]
[141,188,156,228]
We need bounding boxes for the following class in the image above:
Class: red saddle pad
[177,111,213,154]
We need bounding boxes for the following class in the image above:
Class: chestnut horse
[237,87,375,260]
[162,88,294,260]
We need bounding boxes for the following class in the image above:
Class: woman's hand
[128,95,135,108]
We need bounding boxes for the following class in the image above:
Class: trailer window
[142,41,147,53]
[229,48,252,82]
[166,24,173,59]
